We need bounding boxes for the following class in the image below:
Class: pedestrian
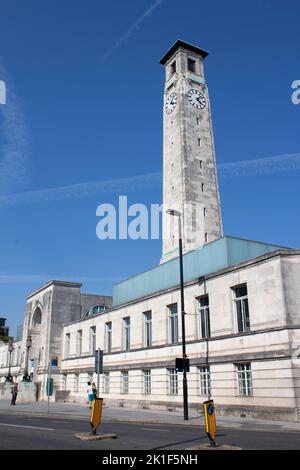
[86,381,94,408]
[10,383,18,406]
[92,382,97,400]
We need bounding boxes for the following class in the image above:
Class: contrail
[0,171,161,207]
[0,152,299,208]
[218,152,300,178]
[101,0,164,61]
[0,60,30,194]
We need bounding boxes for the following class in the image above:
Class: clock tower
[160,40,223,262]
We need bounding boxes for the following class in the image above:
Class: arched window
[85,305,106,317]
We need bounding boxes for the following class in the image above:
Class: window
[201,183,204,192]
[123,317,130,351]
[76,330,82,356]
[196,117,200,126]
[198,296,211,339]
[103,372,110,394]
[144,311,152,348]
[74,374,79,393]
[85,305,106,317]
[143,370,151,395]
[198,138,201,146]
[105,322,112,353]
[168,368,178,395]
[204,207,207,217]
[92,305,105,314]
[205,233,208,243]
[188,58,196,73]
[233,284,250,333]
[198,366,211,396]
[168,303,178,344]
[65,333,70,358]
[121,371,129,394]
[90,326,96,355]
[170,61,176,75]
[236,363,253,396]
[199,159,203,169]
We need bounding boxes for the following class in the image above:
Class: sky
[0,0,299,335]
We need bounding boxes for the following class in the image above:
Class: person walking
[86,381,94,408]
[10,383,18,406]
[92,382,97,400]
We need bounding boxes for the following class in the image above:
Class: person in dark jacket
[11,383,18,405]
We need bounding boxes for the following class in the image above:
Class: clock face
[165,92,177,114]
[188,89,206,109]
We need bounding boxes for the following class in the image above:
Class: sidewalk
[0,400,299,432]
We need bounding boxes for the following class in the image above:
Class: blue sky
[0,0,299,335]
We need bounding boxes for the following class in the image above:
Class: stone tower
[160,40,223,262]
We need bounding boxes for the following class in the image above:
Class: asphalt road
[0,413,299,450]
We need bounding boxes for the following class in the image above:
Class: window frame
[198,365,211,397]
[76,330,82,357]
[143,311,152,348]
[236,363,253,397]
[123,317,131,351]
[143,369,151,395]
[105,321,112,354]
[233,284,250,333]
[168,303,179,344]
[89,326,96,355]
[197,295,211,339]
[103,371,110,394]
[121,371,129,394]
[168,368,178,396]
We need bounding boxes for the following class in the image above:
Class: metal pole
[97,348,100,399]
[47,355,52,414]
[178,216,189,421]
[8,351,12,379]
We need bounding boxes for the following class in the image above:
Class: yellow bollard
[203,399,217,447]
[90,398,103,435]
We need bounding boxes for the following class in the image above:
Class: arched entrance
[29,306,43,390]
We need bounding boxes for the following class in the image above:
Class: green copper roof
[113,236,289,307]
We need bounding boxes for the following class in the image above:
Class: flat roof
[159,39,209,65]
[113,236,290,307]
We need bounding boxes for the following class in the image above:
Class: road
[0,413,299,450]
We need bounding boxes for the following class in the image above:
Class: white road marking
[141,428,169,432]
[0,422,54,431]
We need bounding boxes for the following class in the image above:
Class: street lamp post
[23,334,32,382]
[166,209,189,421]
[6,340,14,382]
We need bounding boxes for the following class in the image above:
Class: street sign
[203,399,217,445]
[175,357,190,372]
[90,398,103,434]
[95,349,103,374]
